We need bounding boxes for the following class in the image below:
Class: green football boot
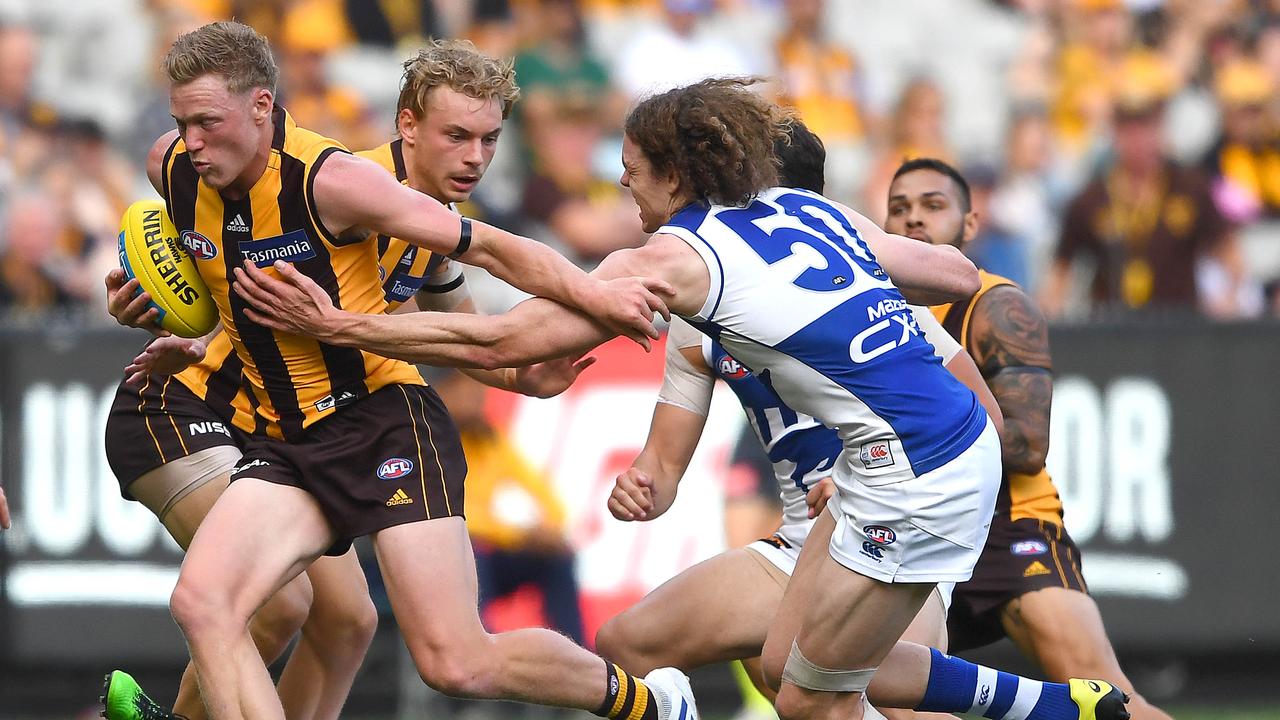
[100,670,178,720]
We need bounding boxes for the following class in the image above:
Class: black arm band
[449,217,472,259]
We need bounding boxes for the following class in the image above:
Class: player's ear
[962,209,980,245]
[397,108,418,144]
[251,87,273,124]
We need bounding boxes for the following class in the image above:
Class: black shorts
[947,516,1089,652]
[105,375,247,499]
[231,383,467,556]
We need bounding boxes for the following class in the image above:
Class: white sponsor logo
[225,214,249,232]
[859,440,895,469]
[188,421,232,438]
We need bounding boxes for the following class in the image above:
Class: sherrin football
[117,199,218,338]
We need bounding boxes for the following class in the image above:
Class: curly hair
[624,78,791,207]
[163,21,279,95]
[397,39,521,129]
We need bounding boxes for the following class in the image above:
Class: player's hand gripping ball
[117,199,217,338]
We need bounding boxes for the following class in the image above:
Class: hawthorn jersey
[930,270,1065,525]
[167,136,459,437]
[161,107,423,440]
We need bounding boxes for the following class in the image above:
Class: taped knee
[781,640,877,693]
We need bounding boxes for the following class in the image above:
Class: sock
[595,662,659,720]
[916,648,1077,720]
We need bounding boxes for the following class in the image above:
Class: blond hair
[397,39,520,129]
[163,21,279,95]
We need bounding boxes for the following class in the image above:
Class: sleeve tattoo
[969,286,1053,475]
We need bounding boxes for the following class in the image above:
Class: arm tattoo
[969,287,1053,474]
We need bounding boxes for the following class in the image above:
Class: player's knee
[760,644,787,693]
[414,642,498,699]
[170,572,237,639]
[323,594,379,652]
[773,685,822,720]
[595,614,652,672]
[250,581,313,653]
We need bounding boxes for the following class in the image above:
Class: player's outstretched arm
[234,233,708,369]
[611,325,714,522]
[412,261,596,397]
[912,306,1005,436]
[311,152,669,348]
[835,201,980,304]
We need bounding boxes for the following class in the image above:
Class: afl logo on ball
[378,458,414,480]
[181,230,218,260]
[863,525,897,545]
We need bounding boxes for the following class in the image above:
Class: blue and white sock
[916,648,1077,720]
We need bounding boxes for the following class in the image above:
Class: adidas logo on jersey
[386,488,414,506]
[226,214,249,232]
[1023,560,1051,577]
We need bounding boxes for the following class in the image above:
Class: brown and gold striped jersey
[931,270,1065,525]
[162,107,423,440]
[168,137,463,435]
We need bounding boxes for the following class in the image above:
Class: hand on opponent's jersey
[805,477,835,519]
[123,336,208,386]
[105,268,169,337]
[609,467,657,521]
[233,260,338,338]
[512,352,597,398]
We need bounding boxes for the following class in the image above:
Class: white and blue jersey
[705,337,841,531]
[662,186,987,486]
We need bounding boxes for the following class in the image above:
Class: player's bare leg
[765,534,934,720]
[880,590,956,720]
[374,516,693,716]
[275,550,377,720]
[170,478,334,720]
[133,468,313,720]
[595,548,784,674]
[1002,588,1171,720]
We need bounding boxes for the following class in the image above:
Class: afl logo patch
[863,525,896,545]
[718,355,749,379]
[377,457,414,480]
[1011,540,1049,556]
[181,230,217,260]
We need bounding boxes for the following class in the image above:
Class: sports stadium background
[1,0,1279,717]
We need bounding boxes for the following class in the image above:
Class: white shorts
[747,521,956,612]
[828,418,1001,585]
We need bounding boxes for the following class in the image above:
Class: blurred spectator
[0,23,51,141]
[343,0,443,47]
[1201,58,1280,222]
[861,77,951,219]
[520,100,648,266]
[0,191,81,316]
[432,369,585,645]
[277,7,379,151]
[772,0,867,206]
[514,0,627,133]
[613,0,754,100]
[988,107,1067,293]
[1042,70,1249,318]
[964,163,1032,288]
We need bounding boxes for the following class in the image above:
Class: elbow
[951,249,981,297]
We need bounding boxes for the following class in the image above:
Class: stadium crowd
[1,0,1279,321]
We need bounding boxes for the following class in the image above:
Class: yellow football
[117,199,218,338]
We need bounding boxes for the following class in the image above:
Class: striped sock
[916,648,1076,720]
[595,662,659,720]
